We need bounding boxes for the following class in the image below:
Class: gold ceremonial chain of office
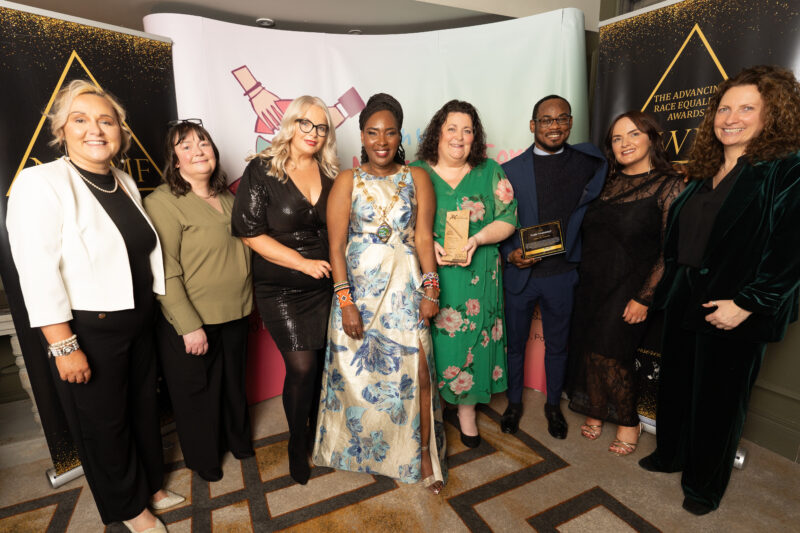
[355,165,408,243]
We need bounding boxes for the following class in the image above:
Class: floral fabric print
[411,159,517,405]
[313,167,446,485]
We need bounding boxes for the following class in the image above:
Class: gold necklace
[67,159,118,194]
[354,165,408,243]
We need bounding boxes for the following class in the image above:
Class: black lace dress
[567,170,684,426]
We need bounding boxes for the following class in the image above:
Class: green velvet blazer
[653,152,800,342]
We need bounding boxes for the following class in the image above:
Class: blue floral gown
[313,166,446,485]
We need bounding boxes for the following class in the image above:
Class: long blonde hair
[249,95,339,181]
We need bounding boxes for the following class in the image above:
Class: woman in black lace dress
[567,111,683,455]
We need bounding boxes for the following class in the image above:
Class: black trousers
[653,266,765,510]
[50,304,163,525]
[157,315,252,472]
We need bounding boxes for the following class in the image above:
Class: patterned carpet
[1,392,799,532]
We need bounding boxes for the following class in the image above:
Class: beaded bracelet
[48,334,80,358]
[333,280,350,292]
[336,287,355,308]
[421,271,440,290]
[420,293,440,306]
[422,271,439,284]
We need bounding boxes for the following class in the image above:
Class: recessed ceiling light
[347,29,362,35]
[256,18,275,28]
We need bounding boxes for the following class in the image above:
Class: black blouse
[72,163,156,309]
[677,160,743,268]
[231,158,333,294]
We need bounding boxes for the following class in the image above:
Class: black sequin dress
[232,158,333,352]
[567,170,683,426]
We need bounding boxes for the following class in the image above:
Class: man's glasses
[534,115,572,127]
[296,118,329,137]
[168,118,204,127]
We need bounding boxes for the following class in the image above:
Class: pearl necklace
[67,159,118,194]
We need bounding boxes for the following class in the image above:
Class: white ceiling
[2,0,604,34]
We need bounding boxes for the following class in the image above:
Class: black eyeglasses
[296,118,329,137]
[168,118,204,127]
[534,115,572,127]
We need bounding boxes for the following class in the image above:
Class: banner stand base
[46,465,84,489]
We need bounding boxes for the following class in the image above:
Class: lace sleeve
[634,175,686,305]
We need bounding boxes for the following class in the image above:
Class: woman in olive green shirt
[144,120,254,483]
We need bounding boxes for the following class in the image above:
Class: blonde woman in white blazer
[7,80,181,533]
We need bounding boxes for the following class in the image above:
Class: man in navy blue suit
[499,95,607,438]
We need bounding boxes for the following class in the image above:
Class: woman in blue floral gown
[313,94,446,493]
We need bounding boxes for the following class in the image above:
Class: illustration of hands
[232,65,365,137]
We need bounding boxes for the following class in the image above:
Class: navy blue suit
[500,142,606,404]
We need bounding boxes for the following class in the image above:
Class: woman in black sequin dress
[231,96,339,485]
[567,111,684,456]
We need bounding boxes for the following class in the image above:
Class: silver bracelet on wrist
[48,334,80,358]
[420,293,440,305]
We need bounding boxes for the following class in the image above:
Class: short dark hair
[416,100,487,167]
[162,122,227,197]
[531,95,571,120]
[359,93,405,165]
[603,110,679,177]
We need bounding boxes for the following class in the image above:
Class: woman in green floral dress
[412,100,517,447]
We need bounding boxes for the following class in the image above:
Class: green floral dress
[411,159,517,405]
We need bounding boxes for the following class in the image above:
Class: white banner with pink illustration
[143,10,587,400]
[144,10,588,180]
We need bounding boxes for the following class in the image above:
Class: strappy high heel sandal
[420,445,443,495]
[609,423,642,456]
[580,423,603,440]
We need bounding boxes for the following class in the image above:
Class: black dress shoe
[460,429,481,448]
[544,403,567,439]
[198,467,223,482]
[682,497,715,516]
[501,402,523,434]
[233,448,255,460]
[639,453,668,473]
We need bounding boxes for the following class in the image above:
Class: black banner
[0,6,176,474]
[592,0,800,159]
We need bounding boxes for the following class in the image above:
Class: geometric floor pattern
[2,391,800,532]
[0,402,658,533]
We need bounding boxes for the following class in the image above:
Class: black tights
[281,349,323,453]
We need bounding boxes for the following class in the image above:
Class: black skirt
[232,158,334,352]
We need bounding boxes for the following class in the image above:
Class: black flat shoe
[460,429,481,448]
[501,402,523,434]
[639,454,669,473]
[233,448,255,460]
[544,403,567,439]
[197,467,223,482]
[682,497,715,516]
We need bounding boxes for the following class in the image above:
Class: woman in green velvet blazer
[639,65,800,515]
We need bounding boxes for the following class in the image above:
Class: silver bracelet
[48,335,80,358]
[420,293,440,306]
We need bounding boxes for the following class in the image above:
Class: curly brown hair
[416,100,487,167]
[604,110,679,177]
[688,65,800,180]
[162,121,227,197]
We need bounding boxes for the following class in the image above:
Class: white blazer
[6,157,165,327]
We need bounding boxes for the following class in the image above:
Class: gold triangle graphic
[640,24,729,112]
[7,50,162,196]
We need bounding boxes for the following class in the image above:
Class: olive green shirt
[144,184,253,335]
